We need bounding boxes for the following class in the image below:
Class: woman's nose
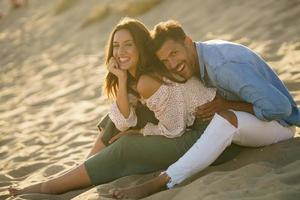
[117,46,126,56]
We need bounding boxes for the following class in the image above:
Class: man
[109,20,300,199]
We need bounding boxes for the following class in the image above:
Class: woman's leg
[9,164,92,196]
[86,127,107,158]
[87,114,121,158]
[84,120,209,186]
[87,103,158,158]
[9,105,158,196]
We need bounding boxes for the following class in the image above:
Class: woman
[9,17,218,196]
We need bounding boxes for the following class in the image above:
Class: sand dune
[0,0,299,199]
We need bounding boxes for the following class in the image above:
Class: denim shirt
[196,40,300,127]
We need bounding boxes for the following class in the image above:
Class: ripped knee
[217,110,238,127]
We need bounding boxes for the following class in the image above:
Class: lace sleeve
[108,94,138,131]
[141,84,187,138]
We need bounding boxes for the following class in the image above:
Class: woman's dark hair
[104,17,183,99]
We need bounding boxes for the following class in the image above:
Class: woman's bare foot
[8,182,43,196]
[108,172,170,199]
[8,164,92,196]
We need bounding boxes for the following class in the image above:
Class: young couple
[9,17,299,199]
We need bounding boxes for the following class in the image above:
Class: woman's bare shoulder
[137,75,162,99]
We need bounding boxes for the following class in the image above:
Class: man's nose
[169,58,178,70]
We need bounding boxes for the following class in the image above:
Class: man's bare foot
[8,182,44,196]
[108,172,170,199]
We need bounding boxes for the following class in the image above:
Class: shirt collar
[195,41,206,83]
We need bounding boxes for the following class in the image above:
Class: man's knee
[217,110,238,127]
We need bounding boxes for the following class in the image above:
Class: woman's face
[112,29,139,73]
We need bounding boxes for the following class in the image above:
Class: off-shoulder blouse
[109,77,216,138]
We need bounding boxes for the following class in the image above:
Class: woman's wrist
[118,73,128,83]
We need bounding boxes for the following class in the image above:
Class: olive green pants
[84,103,241,185]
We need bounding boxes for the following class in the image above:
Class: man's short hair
[151,20,187,52]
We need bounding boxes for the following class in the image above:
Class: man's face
[156,38,196,80]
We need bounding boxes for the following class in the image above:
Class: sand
[0,0,299,199]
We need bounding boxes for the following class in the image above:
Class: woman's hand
[107,57,127,81]
[108,129,141,144]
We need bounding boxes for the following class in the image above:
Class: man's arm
[215,62,292,121]
[226,100,254,114]
[195,93,254,121]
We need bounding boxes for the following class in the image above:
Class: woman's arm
[108,57,131,118]
[107,57,137,131]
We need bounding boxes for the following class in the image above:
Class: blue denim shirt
[196,40,300,127]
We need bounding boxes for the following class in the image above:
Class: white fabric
[142,77,216,138]
[166,113,237,188]
[108,94,138,131]
[166,111,295,188]
[230,110,295,147]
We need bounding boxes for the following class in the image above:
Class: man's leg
[230,110,295,147]
[165,111,237,188]
[112,110,296,199]
[166,110,295,188]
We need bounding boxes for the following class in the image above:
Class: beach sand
[0,0,299,199]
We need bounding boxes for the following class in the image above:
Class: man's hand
[109,129,141,144]
[195,93,229,121]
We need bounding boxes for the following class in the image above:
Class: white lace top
[109,77,216,138]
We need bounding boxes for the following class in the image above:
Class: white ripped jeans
[165,111,295,188]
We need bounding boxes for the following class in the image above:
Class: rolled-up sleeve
[108,94,139,131]
[108,102,137,131]
[216,62,292,121]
